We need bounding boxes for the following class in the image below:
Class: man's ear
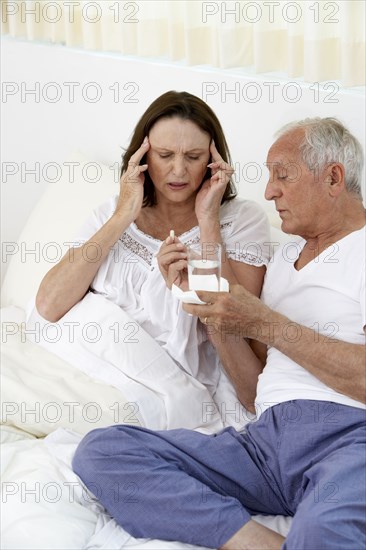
[325,163,345,197]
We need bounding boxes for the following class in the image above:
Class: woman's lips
[168,182,188,190]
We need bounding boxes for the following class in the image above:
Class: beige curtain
[1,0,365,86]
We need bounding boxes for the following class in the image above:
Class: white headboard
[2,36,365,286]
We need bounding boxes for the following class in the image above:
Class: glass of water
[187,242,221,291]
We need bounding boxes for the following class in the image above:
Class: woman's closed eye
[159,153,200,161]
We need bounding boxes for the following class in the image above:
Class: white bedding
[1,304,292,549]
[25,291,238,433]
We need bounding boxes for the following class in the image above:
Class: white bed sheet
[1,305,292,549]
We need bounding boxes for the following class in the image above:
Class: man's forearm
[184,288,366,404]
[251,310,366,404]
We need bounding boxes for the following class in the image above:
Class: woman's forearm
[209,330,264,413]
[199,219,240,285]
[199,219,267,410]
[36,213,131,322]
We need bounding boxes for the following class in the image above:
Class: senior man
[72,118,365,550]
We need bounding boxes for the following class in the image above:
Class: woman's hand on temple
[195,140,234,224]
[114,137,150,222]
[157,235,188,290]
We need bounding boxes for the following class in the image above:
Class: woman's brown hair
[120,90,237,207]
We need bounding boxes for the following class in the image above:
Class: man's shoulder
[334,227,365,266]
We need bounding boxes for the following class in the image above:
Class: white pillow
[1,152,119,311]
[1,324,143,437]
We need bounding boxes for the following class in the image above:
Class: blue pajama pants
[72,400,366,549]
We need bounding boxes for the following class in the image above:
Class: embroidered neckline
[117,220,234,267]
[118,232,154,266]
[130,221,199,243]
[130,220,233,243]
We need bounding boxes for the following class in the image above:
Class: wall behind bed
[2,36,365,281]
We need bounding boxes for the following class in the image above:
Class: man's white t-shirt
[256,227,366,417]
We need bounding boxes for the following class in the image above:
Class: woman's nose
[172,157,187,177]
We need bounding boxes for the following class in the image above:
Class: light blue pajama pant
[72,400,366,549]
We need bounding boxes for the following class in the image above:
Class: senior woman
[34,91,270,421]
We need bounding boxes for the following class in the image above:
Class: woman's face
[146,116,211,204]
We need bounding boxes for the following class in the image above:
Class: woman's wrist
[111,209,135,228]
[198,217,221,243]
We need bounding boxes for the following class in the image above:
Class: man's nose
[265,177,280,201]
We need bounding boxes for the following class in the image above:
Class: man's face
[264,130,329,237]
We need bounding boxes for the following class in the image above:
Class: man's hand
[183,285,271,339]
[185,286,366,406]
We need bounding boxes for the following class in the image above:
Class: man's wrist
[243,309,284,346]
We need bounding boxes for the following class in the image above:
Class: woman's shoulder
[73,195,120,244]
[220,197,271,264]
[93,194,119,221]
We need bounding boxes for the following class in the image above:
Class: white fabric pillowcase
[1,151,119,312]
[1,322,143,437]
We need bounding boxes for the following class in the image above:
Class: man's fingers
[183,290,230,315]
[183,303,207,316]
[195,290,226,303]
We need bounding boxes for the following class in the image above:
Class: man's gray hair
[275,117,364,198]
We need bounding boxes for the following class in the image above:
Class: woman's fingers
[208,141,233,171]
[157,239,187,285]
[167,259,188,290]
[209,139,221,163]
[208,161,234,176]
[157,237,188,289]
[115,138,151,220]
[210,170,229,189]
[123,137,150,183]
[158,250,187,271]
[157,240,185,258]
[207,141,234,183]
[128,136,150,166]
